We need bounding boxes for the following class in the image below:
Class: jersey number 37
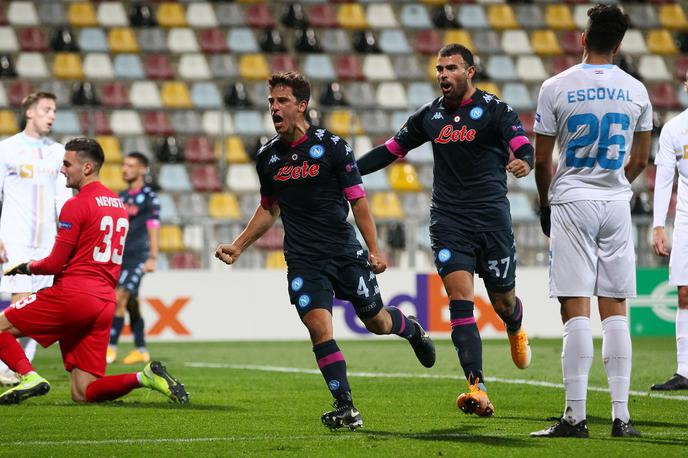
[93,216,129,264]
[566,112,630,170]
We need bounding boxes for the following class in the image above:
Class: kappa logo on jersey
[470,107,484,120]
[315,129,326,140]
[309,144,325,159]
[434,124,476,144]
[431,112,444,120]
[273,161,320,181]
[268,154,280,164]
[482,93,494,104]
[330,135,340,144]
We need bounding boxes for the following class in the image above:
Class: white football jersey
[535,63,653,204]
[654,108,688,227]
[0,132,72,247]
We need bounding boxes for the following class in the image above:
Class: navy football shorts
[286,250,384,320]
[431,222,517,293]
[117,253,147,295]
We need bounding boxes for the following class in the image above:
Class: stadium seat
[198,28,227,54]
[223,82,252,108]
[110,110,143,135]
[100,82,130,107]
[281,2,307,28]
[502,83,534,110]
[16,52,48,78]
[638,55,671,82]
[168,28,199,53]
[171,110,201,135]
[334,55,364,81]
[144,54,174,80]
[406,142,433,164]
[130,81,161,108]
[293,27,323,53]
[431,4,459,29]
[271,54,298,74]
[239,54,270,81]
[190,164,222,193]
[99,163,127,192]
[128,3,156,27]
[37,3,66,26]
[169,251,201,270]
[144,111,174,136]
[216,3,244,27]
[444,30,475,52]
[228,28,259,53]
[50,27,78,52]
[234,110,266,136]
[531,30,561,56]
[308,4,338,28]
[360,110,390,135]
[572,4,590,30]
[96,2,128,27]
[82,112,112,136]
[191,82,222,109]
[376,82,407,109]
[185,136,215,163]
[407,82,435,108]
[108,27,139,53]
[321,29,351,53]
[459,4,488,29]
[78,28,107,52]
[6,81,32,106]
[161,82,192,109]
[0,27,17,53]
[501,30,532,55]
[0,84,7,108]
[400,4,432,29]
[415,29,442,55]
[246,3,275,28]
[157,3,186,28]
[367,3,398,28]
[177,193,207,221]
[346,82,376,108]
[487,55,517,81]
[226,164,260,194]
[647,29,678,55]
[265,250,287,270]
[303,54,335,81]
[210,55,239,79]
[362,169,390,192]
[388,162,422,192]
[327,110,363,137]
[508,192,536,222]
[472,30,502,55]
[178,54,210,80]
[620,30,648,55]
[393,55,424,81]
[82,53,113,80]
[338,4,367,29]
[255,226,284,251]
[517,55,549,83]
[19,27,48,52]
[515,4,545,29]
[559,30,583,55]
[51,109,79,135]
[475,81,501,99]
[488,4,518,30]
[659,4,688,30]
[182,227,204,253]
[545,5,575,30]
[202,110,234,136]
[113,54,144,79]
[67,2,97,27]
[95,135,122,163]
[363,55,395,81]
[137,28,167,53]
[259,29,286,54]
[0,110,18,135]
[186,2,218,27]
[159,225,184,252]
[379,29,411,54]
[649,83,679,110]
[628,4,659,29]
[208,192,242,220]
[519,112,535,136]
[674,55,688,80]
[158,164,191,192]
[552,55,578,76]
[156,135,183,163]
[371,192,405,219]
[52,53,84,80]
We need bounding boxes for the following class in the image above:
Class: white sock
[677,309,688,378]
[19,337,37,362]
[602,315,631,423]
[562,316,593,425]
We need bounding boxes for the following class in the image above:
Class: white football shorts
[670,223,688,286]
[549,200,636,298]
[0,244,53,294]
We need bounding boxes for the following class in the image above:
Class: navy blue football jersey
[255,125,365,261]
[388,89,530,230]
[119,186,160,258]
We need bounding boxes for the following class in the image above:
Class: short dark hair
[267,72,311,104]
[22,92,56,116]
[125,151,149,167]
[437,43,475,68]
[65,137,105,173]
[585,4,629,55]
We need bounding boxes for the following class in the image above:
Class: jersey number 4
[566,112,630,170]
[93,216,129,264]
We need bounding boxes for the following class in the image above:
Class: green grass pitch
[1,337,686,456]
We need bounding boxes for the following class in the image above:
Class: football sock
[562,316,593,425]
[602,315,631,423]
[0,332,34,375]
[676,309,688,378]
[19,337,37,361]
[503,297,524,334]
[385,306,418,340]
[85,373,141,402]
[109,316,125,346]
[450,300,484,383]
[313,339,351,402]
[131,318,146,349]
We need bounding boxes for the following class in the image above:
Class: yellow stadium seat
[371,192,404,219]
[239,54,270,81]
[327,110,363,137]
[475,82,501,99]
[96,136,122,163]
[265,250,287,269]
[659,5,688,30]
[68,2,97,27]
[545,5,575,30]
[444,30,475,53]
[0,111,18,135]
[427,56,439,80]
[646,29,678,55]
[53,53,84,80]
[217,136,249,164]
[108,27,139,53]
[160,225,185,252]
[531,30,561,56]
[338,4,367,29]
[388,163,422,193]
[488,5,518,30]
[100,163,127,192]
[161,82,192,109]
[157,2,187,27]
[208,192,242,220]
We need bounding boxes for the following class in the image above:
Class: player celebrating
[356,43,533,417]
[0,138,187,405]
[215,72,435,430]
[107,152,160,365]
[531,4,651,438]
[0,92,73,385]
[650,71,688,392]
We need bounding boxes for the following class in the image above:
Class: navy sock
[313,339,351,402]
[109,316,124,346]
[131,318,146,349]
[450,300,484,385]
[385,306,418,340]
[503,297,524,334]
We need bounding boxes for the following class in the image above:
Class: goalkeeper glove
[4,262,31,276]
[539,206,551,237]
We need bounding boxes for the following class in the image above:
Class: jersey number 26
[93,216,129,264]
[566,112,630,170]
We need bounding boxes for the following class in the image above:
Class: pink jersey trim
[260,195,277,209]
[280,134,309,148]
[509,135,530,152]
[317,351,345,368]
[460,98,473,107]
[384,138,408,158]
[146,219,160,229]
[344,184,366,201]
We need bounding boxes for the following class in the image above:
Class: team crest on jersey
[309,144,325,159]
[470,107,484,120]
[453,115,461,123]
[268,154,280,164]
[431,112,444,120]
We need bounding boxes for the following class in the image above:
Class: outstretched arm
[215,203,280,265]
[356,144,399,176]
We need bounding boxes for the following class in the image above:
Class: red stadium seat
[190,164,222,192]
[308,4,338,28]
[334,55,364,81]
[255,225,284,250]
[519,112,535,135]
[169,251,201,269]
[80,111,112,135]
[246,4,275,28]
[645,163,657,191]
[649,83,680,110]
[559,30,582,55]
[198,28,228,53]
[184,136,215,163]
[415,29,442,55]
[100,82,130,108]
[19,27,48,52]
[0,4,6,25]
[552,55,578,76]
[674,55,688,81]
[271,54,298,73]
[143,111,174,136]
[7,81,33,106]
[144,54,174,80]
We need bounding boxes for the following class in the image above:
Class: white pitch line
[185,362,688,402]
